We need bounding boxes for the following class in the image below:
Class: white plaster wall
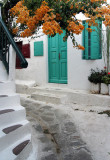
[8,45,16,81]
[15,14,106,91]
[16,34,48,85]
[0,45,16,82]
[67,34,105,90]
[67,13,105,90]
[15,32,105,91]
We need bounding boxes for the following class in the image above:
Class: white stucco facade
[15,12,108,91]
[67,34,104,90]
[16,30,105,91]
[16,34,48,86]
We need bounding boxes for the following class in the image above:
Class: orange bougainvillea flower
[12,27,19,35]
[70,5,73,9]
[43,12,56,22]
[27,17,36,31]
[91,0,107,3]
[10,1,23,16]
[56,13,62,20]
[10,0,110,49]
[20,28,32,37]
[103,15,110,26]
[42,20,63,36]
[77,45,85,50]
[34,1,50,22]
[67,20,84,35]
[86,28,93,32]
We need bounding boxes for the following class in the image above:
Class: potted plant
[101,73,110,95]
[88,69,106,94]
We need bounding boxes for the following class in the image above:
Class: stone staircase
[16,81,68,104]
[16,80,110,107]
[0,80,33,160]
[0,12,37,159]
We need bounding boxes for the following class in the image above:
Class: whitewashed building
[16,13,107,91]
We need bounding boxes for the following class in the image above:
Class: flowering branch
[10,0,110,49]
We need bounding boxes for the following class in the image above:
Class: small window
[22,44,30,58]
[16,42,30,69]
[34,41,43,56]
[16,41,22,69]
[82,20,102,60]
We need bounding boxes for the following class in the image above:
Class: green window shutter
[34,41,43,56]
[90,20,102,59]
[82,20,102,60]
[82,21,89,59]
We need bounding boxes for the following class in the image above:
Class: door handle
[59,53,60,60]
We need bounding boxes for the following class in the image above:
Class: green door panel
[48,34,59,83]
[48,31,67,84]
[59,30,67,83]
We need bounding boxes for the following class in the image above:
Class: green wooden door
[48,31,67,84]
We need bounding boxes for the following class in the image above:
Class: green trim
[82,20,102,60]
[48,36,50,83]
[49,79,67,84]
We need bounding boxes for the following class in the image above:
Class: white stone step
[0,106,26,128]
[31,91,67,104]
[30,86,69,95]
[0,134,31,160]
[16,86,37,95]
[0,81,16,95]
[20,94,47,107]
[30,87,110,106]
[31,87,110,106]
[0,120,29,137]
[0,94,20,107]
[15,139,32,160]
[0,121,30,151]
[16,80,37,87]
[16,82,110,106]
[16,84,70,95]
[16,80,37,94]
[67,91,110,107]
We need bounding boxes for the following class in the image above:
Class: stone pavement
[21,97,93,160]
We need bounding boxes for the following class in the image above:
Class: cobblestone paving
[21,98,93,160]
